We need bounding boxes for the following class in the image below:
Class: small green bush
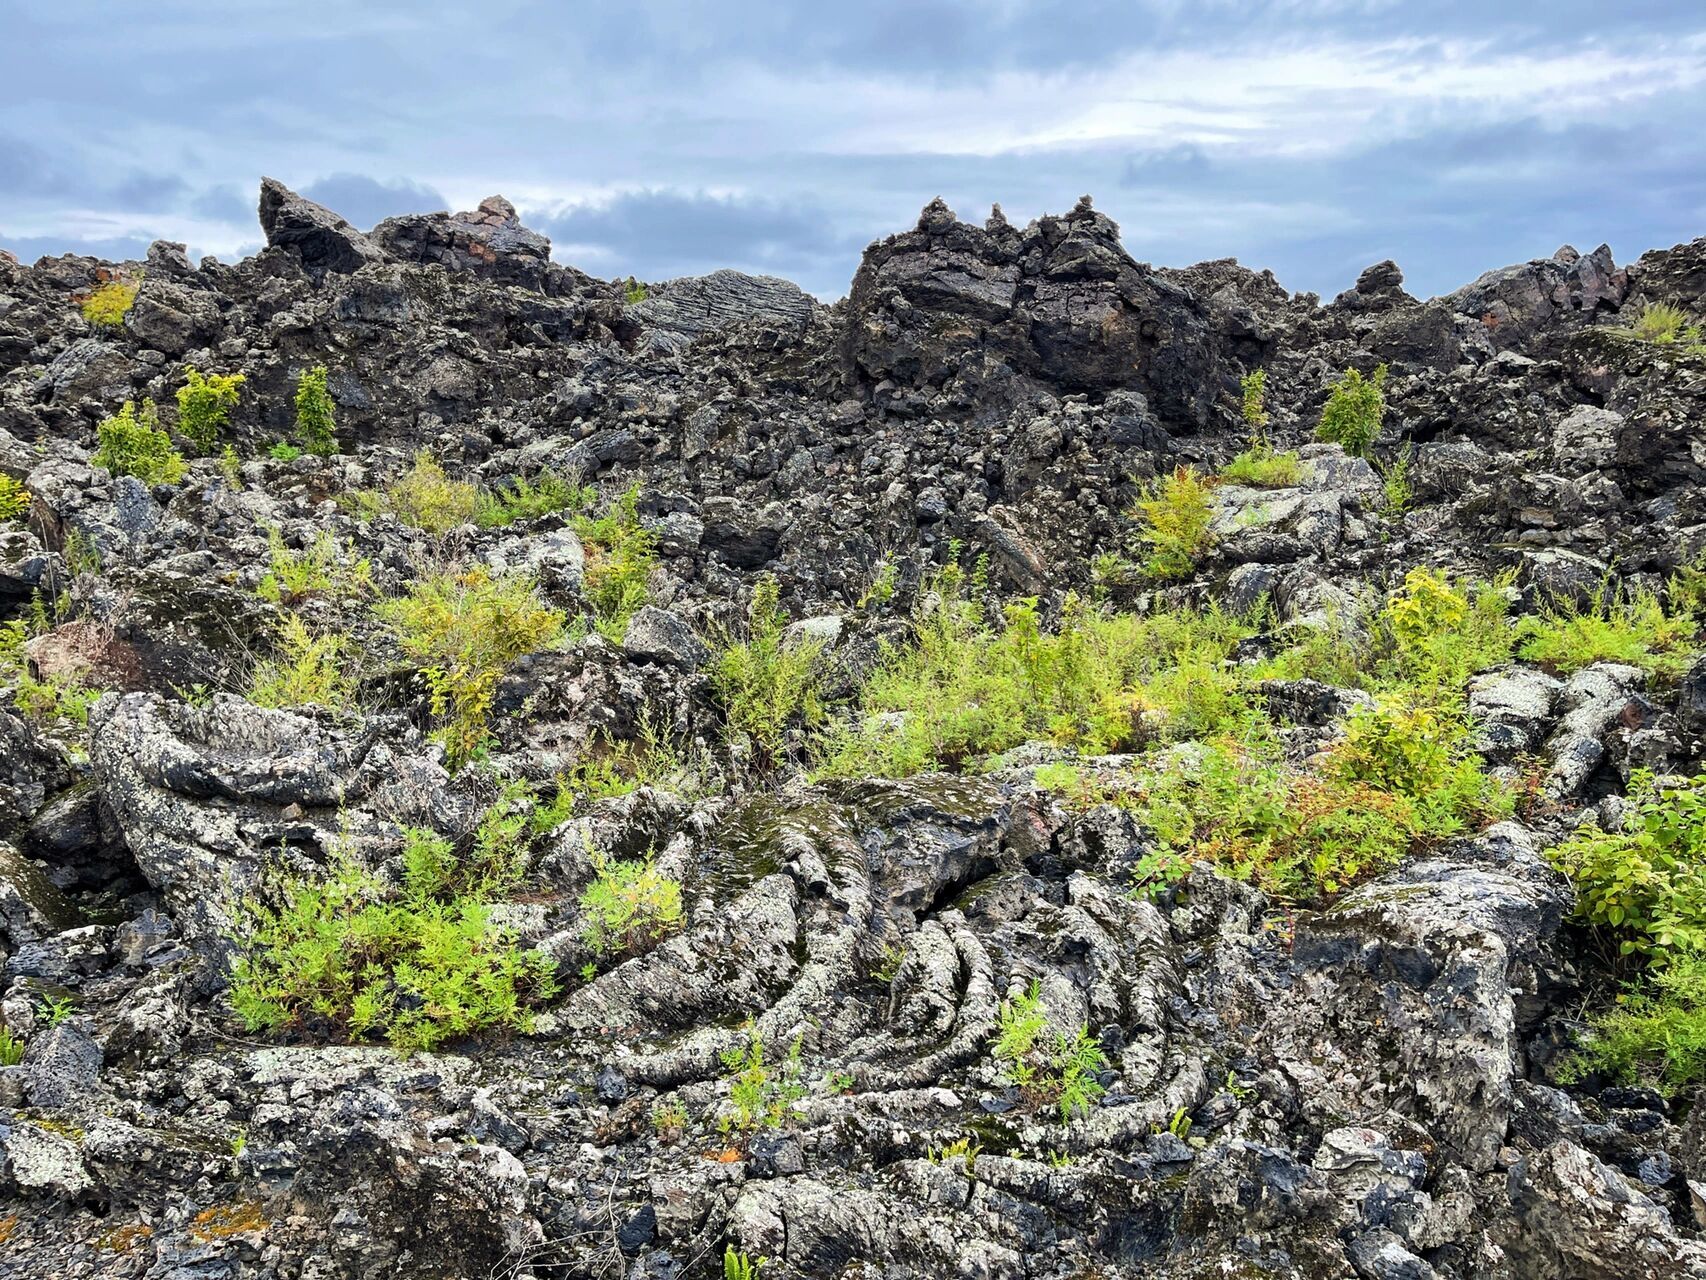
[992,980,1107,1122]
[175,367,245,454]
[1328,696,1507,837]
[248,615,357,711]
[356,450,479,536]
[1626,302,1702,346]
[719,1026,806,1135]
[1316,365,1387,457]
[0,1025,24,1066]
[257,529,373,607]
[1240,368,1269,431]
[475,469,595,528]
[0,474,29,521]
[1377,443,1413,517]
[1515,589,1696,677]
[293,365,338,455]
[1221,441,1301,489]
[219,445,243,489]
[1131,466,1216,580]
[624,277,649,305]
[94,399,186,484]
[574,485,657,640]
[1567,955,1706,1094]
[579,850,684,960]
[377,567,565,766]
[81,280,137,328]
[713,576,826,762]
[723,1246,767,1280]
[269,441,303,462]
[228,822,559,1055]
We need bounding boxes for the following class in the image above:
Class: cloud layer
[3,3,1704,298]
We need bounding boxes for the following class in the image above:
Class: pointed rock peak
[1553,244,1581,265]
[986,203,1011,233]
[257,178,383,277]
[469,195,520,226]
[1355,260,1405,294]
[1070,194,1096,218]
[917,197,957,235]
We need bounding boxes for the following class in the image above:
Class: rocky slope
[0,182,1704,1278]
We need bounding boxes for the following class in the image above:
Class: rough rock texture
[1,182,1705,1277]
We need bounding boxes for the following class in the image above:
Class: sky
[3,2,1705,301]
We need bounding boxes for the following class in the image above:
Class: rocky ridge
[0,181,1704,1278]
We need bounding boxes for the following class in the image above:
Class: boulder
[258,177,386,277]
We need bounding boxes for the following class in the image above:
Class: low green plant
[858,557,898,611]
[37,993,75,1027]
[228,825,560,1054]
[579,850,683,961]
[1549,771,1706,958]
[574,485,657,640]
[713,576,826,763]
[1221,441,1301,488]
[268,441,303,462]
[475,469,595,528]
[927,1135,982,1175]
[1329,695,1508,838]
[1131,466,1216,580]
[257,529,373,606]
[80,280,137,328]
[93,399,185,484]
[1377,443,1413,518]
[723,1246,765,1280]
[248,615,357,711]
[651,1101,688,1142]
[356,450,480,536]
[1566,954,1706,1094]
[293,365,338,455]
[1515,589,1697,677]
[0,1025,24,1066]
[1625,302,1702,346]
[719,1027,806,1135]
[624,278,650,305]
[1,619,101,729]
[219,445,243,489]
[376,567,565,767]
[0,474,29,521]
[1240,368,1269,431]
[1315,364,1387,457]
[175,367,245,454]
[992,980,1108,1122]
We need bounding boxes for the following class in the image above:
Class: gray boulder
[259,177,386,277]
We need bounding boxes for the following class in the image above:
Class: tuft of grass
[80,280,137,329]
[0,1025,24,1066]
[353,450,479,536]
[248,615,357,711]
[1221,441,1301,489]
[257,528,373,607]
[175,367,245,455]
[94,399,185,485]
[1377,443,1413,518]
[1624,302,1702,346]
[579,850,684,962]
[1131,466,1216,580]
[1315,364,1386,457]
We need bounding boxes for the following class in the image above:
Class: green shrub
[1131,466,1216,580]
[228,823,559,1055]
[579,850,684,961]
[624,277,649,305]
[257,529,373,606]
[1515,589,1696,677]
[293,365,338,455]
[475,469,595,528]
[218,445,243,489]
[719,1026,806,1134]
[376,567,565,766]
[0,474,29,521]
[1377,443,1413,517]
[713,576,826,762]
[1380,567,1514,687]
[269,441,303,462]
[1240,368,1268,431]
[1328,695,1508,837]
[574,485,657,640]
[723,1246,766,1280]
[1567,955,1706,1094]
[1316,365,1387,457]
[815,585,1254,780]
[248,615,357,711]
[93,400,185,484]
[80,280,137,329]
[1549,771,1706,957]
[0,1025,24,1066]
[1221,441,1301,489]
[355,450,479,536]
[992,980,1107,1123]
[175,368,245,454]
[1626,302,1702,345]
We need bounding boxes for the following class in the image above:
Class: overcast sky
[3,2,1704,300]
